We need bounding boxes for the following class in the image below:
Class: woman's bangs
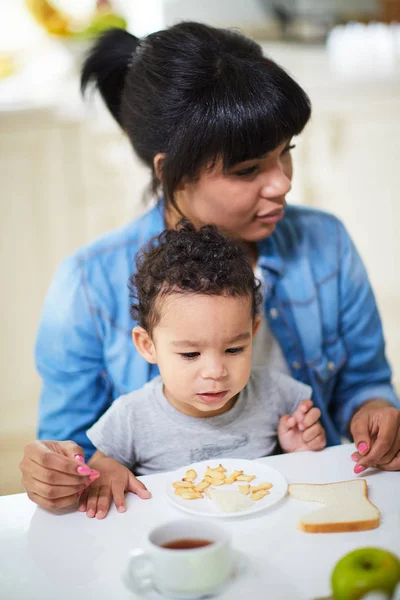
[201,65,311,170]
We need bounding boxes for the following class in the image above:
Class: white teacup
[124,519,233,598]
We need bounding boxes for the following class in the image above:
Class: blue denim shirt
[36,203,399,457]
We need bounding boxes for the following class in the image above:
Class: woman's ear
[153,153,166,183]
[252,316,261,337]
[132,326,157,364]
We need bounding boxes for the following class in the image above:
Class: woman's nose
[260,165,292,198]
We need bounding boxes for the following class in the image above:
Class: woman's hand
[278,399,326,453]
[78,453,152,519]
[350,399,400,472]
[19,440,98,509]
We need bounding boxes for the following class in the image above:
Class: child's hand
[78,454,151,519]
[278,399,326,453]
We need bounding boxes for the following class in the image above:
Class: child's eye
[226,346,244,355]
[233,165,258,177]
[180,352,200,360]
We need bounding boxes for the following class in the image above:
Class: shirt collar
[256,235,285,276]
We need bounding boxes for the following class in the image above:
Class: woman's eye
[226,347,244,354]
[233,165,258,177]
[282,144,296,154]
[180,352,200,360]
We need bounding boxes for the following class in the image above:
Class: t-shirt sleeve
[273,371,313,415]
[256,368,312,417]
[86,394,137,469]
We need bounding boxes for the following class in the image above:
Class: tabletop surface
[1,443,399,600]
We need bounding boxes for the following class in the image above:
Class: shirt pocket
[308,337,347,385]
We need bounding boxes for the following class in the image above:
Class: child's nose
[202,358,227,380]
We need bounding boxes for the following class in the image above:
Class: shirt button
[269,308,279,318]
[327,361,335,371]
[292,361,301,370]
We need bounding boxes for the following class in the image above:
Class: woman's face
[172,140,294,242]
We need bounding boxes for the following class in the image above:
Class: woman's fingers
[26,489,80,510]
[21,441,90,478]
[22,462,91,487]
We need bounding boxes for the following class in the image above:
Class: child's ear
[252,316,261,337]
[132,326,157,364]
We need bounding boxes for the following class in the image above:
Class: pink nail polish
[74,454,84,463]
[354,464,366,474]
[358,442,368,453]
[89,472,100,481]
[351,453,358,462]
[77,466,91,475]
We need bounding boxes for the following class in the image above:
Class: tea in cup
[124,519,233,598]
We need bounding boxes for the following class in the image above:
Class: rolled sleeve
[331,221,399,436]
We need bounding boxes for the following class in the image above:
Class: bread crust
[288,479,380,534]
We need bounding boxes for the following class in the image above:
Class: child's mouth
[197,391,228,404]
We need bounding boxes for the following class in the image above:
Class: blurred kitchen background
[1,0,400,495]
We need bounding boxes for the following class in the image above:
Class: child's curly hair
[129,220,262,335]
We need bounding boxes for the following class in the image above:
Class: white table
[1,444,399,600]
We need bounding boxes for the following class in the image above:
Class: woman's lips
[255,208,285,224]
[197,391,228,404]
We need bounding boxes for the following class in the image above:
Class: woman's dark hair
[81,22,311,208]
[129,220,262,335]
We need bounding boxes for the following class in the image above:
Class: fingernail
[74,454,84,463]
[117,505,126,513]
[351,453,359,462]
[358,442,368,453]
[354,464,366,474]
[298,424,304,431]
[77,466,91,475]
[87,509,95,518]
[142,490,152,499]
[96,511,105,519]
[89,471,100,481]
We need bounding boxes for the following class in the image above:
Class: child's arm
[78,451,151,519]
[277,400,326,453]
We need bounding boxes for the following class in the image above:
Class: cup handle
[125,548,154,594]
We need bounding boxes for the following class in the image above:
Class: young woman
[20,22,399,510]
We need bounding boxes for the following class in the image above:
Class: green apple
[331,547,400,600]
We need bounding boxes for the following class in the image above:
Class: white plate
[166,458,287,518]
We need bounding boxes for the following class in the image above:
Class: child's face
[134,293,258,417]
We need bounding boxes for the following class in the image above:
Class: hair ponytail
[81,28,140,126]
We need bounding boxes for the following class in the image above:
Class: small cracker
[251,489,270,501]
[195,480,211,492]
[236,474,256,482]
[251,482,273,493]
[173,481,195,489]
[224,470,243,484]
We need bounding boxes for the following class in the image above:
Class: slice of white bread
[288,479,380,533]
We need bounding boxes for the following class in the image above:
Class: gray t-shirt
[87,367,312,475]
